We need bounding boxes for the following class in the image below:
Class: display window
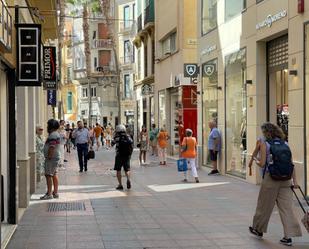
[158,90,166,129]
[305,23,309,194]
[202,59,218,166]
[225,48,247,177]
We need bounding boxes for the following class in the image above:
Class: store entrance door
[267,34,289,140]
[268,69,289,139]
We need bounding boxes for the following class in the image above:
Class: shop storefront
[305,23,309,194]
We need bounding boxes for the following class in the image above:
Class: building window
[225,48,247,178]
[67,64,72,82]
[124,74,131,98]
[92,30,96,39]
[225,0,246,21]
[202,0,217,35]
[94,57,98,68]
[67,92,73,113]
[91,87,97,97]
[124,40,131,63]
[133,3,135,20]
[82,88,88,98]
[161,32,177,56]
[124,5,130,28]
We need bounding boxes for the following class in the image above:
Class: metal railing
[92,39,113,49]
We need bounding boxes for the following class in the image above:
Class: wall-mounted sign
[141,84,154,96]
[256,10,287,30]
[298,0,304,13]
[0,0,12,51]
[16,24,41,86]
[184,64,199,78]
[47,89,57,106]
[201,45,217,56]
[43,46,57,89]
[203,63,216,77]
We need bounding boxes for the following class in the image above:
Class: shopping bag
[177,158,188,172]
[291,186,309,233]
[87,149,95,160]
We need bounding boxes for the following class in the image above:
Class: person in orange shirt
[181,129,199,183]
[93,123,103,151]
[157,127,169,165]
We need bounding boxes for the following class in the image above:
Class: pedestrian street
[6,149,309,249]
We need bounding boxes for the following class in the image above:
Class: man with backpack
[112,124,133,190]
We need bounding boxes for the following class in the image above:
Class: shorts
[44,160,59,176]
[209,150,218,161]
[114,155,130,172]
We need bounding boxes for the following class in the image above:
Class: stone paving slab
[6,148,309,249]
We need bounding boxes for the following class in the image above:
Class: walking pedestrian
[72,121,91,172]
[94,123,103,151]
[89,125,95,146]
[35,125,45,176]
[157,127,169,165]
[105,124,112,149]
[139,126,148,165]
[149,124,159,156]
[40,119,61,200]
[207,120,221,175]
[249,122,301,246]
[100,125,105,147]
[65,123,73,153]
[58,120,67,167]
[111,125,133,190]
[71,123,76,149]
[181,129,199,183]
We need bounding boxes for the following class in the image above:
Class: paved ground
[6,147,309,249]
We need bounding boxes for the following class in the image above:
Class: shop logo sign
[184,64,199,78]
[201,45,217,56]
[141,84,153,96]
[256,10,287,30]
[47,89,57,106]
[203,64,215,77]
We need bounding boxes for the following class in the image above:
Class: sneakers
[40,193,53,200]
[183,179,188,182]
[249,226,263,238]
[208,169,220,175]
[116,185,124,190]
[127,180,131,189]
[280,237,292,246]
[52,192,59,199]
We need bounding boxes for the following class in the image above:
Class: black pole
[7,5,19,225]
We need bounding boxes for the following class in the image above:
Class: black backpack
[264,139,294,181]
[118,134,133,157]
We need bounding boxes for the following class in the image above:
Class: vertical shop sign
[47,89,57,106]
[298,0,304,13]
[16,24,41,86]
[43,46,57,89]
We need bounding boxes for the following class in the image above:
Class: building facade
[133,0,155,139]
[115,0,136,129]
[155,0,198,156]
[198,0,309,190]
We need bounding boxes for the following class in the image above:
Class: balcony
[92,39,113,49]
[120,55,134,67]
[119,21,135,34]
[144,0,154,27]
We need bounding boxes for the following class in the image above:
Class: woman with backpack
[249,122,301,246]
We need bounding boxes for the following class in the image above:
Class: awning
[27,0,58,40]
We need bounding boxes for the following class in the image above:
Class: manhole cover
[47,202,86,212]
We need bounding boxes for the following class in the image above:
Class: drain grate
[47,202,86,212]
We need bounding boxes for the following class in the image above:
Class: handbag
[87,149,95,160]
[136,143,141,148]
[291,186,309,233]
[177,158,188,172]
